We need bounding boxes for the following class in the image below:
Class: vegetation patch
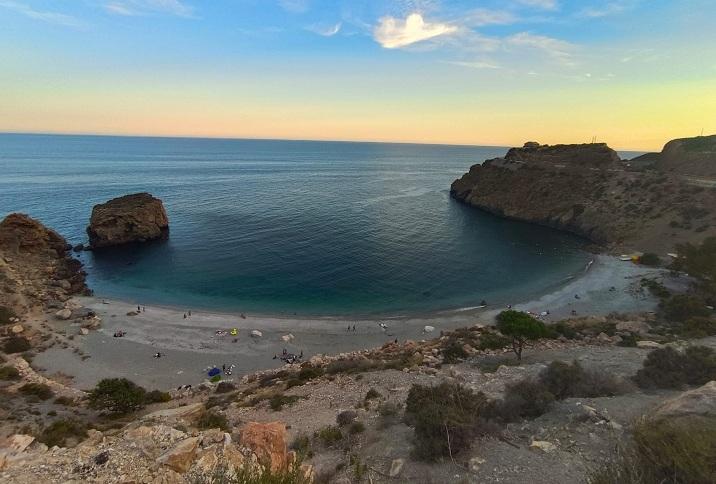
[589,417,716,484]
[37,419,88,448]
[268,394,300,411]
[197,409,229,431]
[634,346,716,389]
[316,425,343,446]
[3,336,31,354]
[88,378,147,414]
[0,365,20,380]
[19,382,54,400]
[404,382,489,461]
[144,389,171,404]
[0,306,16,325]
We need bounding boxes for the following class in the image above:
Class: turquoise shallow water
[1,133,593,316]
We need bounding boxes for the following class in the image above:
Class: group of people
[346,324,356,332]
[183,310,192,319]
[113,330,126,338]
[273,348,303,364]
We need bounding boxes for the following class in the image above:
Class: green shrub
[88,378,146,414]
[635,346,716,389]
[617,332,638,347]
[348,421,365,435]
[193,460,312,484]
[489,379,554,422]
[660,295,711,323]
[496,310,549,360]
[549,322,578,340]
[442,341,468,363]
[540,361,628,400]
[317,425,343,446]
[3,336,31,354]
[54,395,76,406]
[297,366,324,381]
[37,419,87,448]
[640,278,670,299]
[197,409,229,431]
[677,317,716,338]
[477,331,513,349]
[210,375,221,383]
[377,401,400,417]
[269,394,299,411]
[589,417,716,484]
[336,410,357,427]
[404,382,488,461]
[639,253,661,266]
[19,383,54,400]
[0,306,16,325]
[215,382,236,393]
[365,388,381,401]
[0,365,20,380]
[144,389,171,404]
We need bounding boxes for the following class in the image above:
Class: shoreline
[33,255,674,390]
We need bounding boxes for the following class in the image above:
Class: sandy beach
[33,255,679,390]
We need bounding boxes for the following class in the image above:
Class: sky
[0,0,715,150]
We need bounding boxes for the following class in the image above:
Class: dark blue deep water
[0,133,592,316]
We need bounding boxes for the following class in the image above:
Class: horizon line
[0,130,653,153]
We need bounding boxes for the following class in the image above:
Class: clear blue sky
[1,0,714,149]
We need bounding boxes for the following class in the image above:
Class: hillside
[451,141,716,254]
[631,134,716,177]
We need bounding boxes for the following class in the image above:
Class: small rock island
[86,193,169,249]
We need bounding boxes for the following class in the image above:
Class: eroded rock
[87,193,169,249]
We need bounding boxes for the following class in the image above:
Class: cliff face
[451,142,716,253]
[87,193,169,249]
[631,134,716,177]
[0,214,89,315]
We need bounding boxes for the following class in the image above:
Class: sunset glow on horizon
[1,0,715,151]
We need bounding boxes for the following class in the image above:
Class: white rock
[55,308,72,320]
[389,458,404,477]
[11,324,24,334]
[636,340,662,349]
[530,440,557,453]
[250,330,263,338]
[423,325,435,333]
[469,456,485,472]
[80,328,89,335]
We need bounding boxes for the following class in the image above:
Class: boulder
[389,458,404,477]
[250,330,263,338]
[281,334,295,343]
[87,193,169,249]
[530,440,557,453]
[239,422,288,472]
[156,436,200,473]
[616,320,650,335]
[651,381,716,421]
[469,456,486,472]
[54,308,72,320]
[1,434,35,454]
[10,324,24,334]
[636,340,662,349]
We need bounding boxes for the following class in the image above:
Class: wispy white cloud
[580,1,635,18]
[506,32,575,64]
[105,0,194,18]
[464,9,516,27]
[449,60,502,69]
[306,22,341,37]
[0,0,85,27]
[278,0,309,14]
[515,0,559,10]
[373,13,457,49]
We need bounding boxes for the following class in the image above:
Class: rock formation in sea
[450,140,716,253]
[631,133,716,177]
[0,213,89,316]
[86,193,169,249]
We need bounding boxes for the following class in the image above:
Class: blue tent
[208,367,221,377]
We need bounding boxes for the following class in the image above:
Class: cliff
[0,214,89,316]
[451,142,716,253]
[87,193,169,249]
[631,134,716,177]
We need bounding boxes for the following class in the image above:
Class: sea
[0,133,636,317]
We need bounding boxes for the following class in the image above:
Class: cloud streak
[373,13,457,49]
[0,0,84,27]
[307,22,342,37]
[105,0,194,18]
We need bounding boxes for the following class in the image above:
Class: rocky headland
[87,193,169,249]
[0,214,89,317]
[450,139,716,254]
[631,134,716,177]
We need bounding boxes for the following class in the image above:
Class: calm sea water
[1,133,597,316]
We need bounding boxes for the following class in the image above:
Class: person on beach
[183,313,187,319]
[347,325,350,332]
[142,306,146,312]
[153,352,162,358]
[480,300,487,306]
[222,364,226,373]
[188,310,192,317]
[353,325,356,332]
[137,305,141,312]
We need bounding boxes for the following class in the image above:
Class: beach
[33,255,677,390]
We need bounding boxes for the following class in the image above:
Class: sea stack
[87,193,169,249]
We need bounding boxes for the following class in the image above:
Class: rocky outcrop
[0,214,88,316]
[651,380,716,421]
[87,193,169,249]
[632,134,716,177]
[239,422,289,472]
[451,141,716,252]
